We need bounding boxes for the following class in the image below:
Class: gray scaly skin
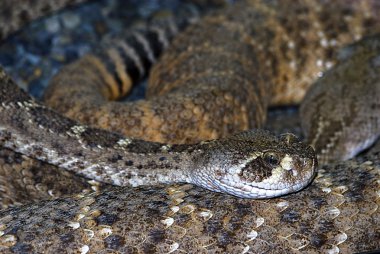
[301,36,380,164]
[0,71,316,198]
[0,0,379,253]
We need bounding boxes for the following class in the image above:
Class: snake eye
[263,152,280,166]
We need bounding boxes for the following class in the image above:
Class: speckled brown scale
[0,155,379,253]
[0,147,102,210]
[42,0,380,146]
[301,35,380,164]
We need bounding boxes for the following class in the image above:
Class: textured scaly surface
[44,0,380,148]
[0,0,379,253]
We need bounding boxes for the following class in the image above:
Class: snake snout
[279,144,317,185]
[294,150,318,183]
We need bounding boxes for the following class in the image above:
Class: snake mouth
[217,175,315,199]
[213,178,309,198]
[216,156,317,199]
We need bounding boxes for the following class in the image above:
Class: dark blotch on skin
[104,235,125,249]
[10,243,34,254]
[108,154,122,163]
[125,160,133,166]
[30,146,44,158]
[234,202,252,217]
[74,151,83,157]
[226,216,243,231]
[21,232,36,242]
[29,107,74,134]
[311,196,327,209]
[281,210,300,223]
[125,140,166,154]
[310,233,328,248]
[59,233,75,243]
[0,148,23,164]
[96,213,118,225]
[344,170,372,201]
[148,229,166,243]
[144,207,162,218]
[218,231,234,246]
[141,188,159,195]
[317,219,335,234]
[172,155,181,163]
[146,200,167,209]
[205,220,223,234]
[174,213,190,224]
[80,128,124,149]
[7,226,20,235]
[142,243,156,253]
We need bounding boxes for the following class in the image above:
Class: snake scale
[0,0,380,253]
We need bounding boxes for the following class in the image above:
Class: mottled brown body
[0,0,380,253]
[301,36,380,164]
[44,0,380,144]
[0,147,103,209]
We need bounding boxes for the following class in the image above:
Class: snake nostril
[283,166,298,177]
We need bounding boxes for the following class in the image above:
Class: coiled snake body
[0,0,380,253]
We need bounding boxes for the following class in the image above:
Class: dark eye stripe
[264,153,280,166]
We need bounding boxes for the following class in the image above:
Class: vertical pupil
[266,154,278,165]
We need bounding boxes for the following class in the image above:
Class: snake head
[191,129,317,198]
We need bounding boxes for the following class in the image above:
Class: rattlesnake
[0,0,380,253]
